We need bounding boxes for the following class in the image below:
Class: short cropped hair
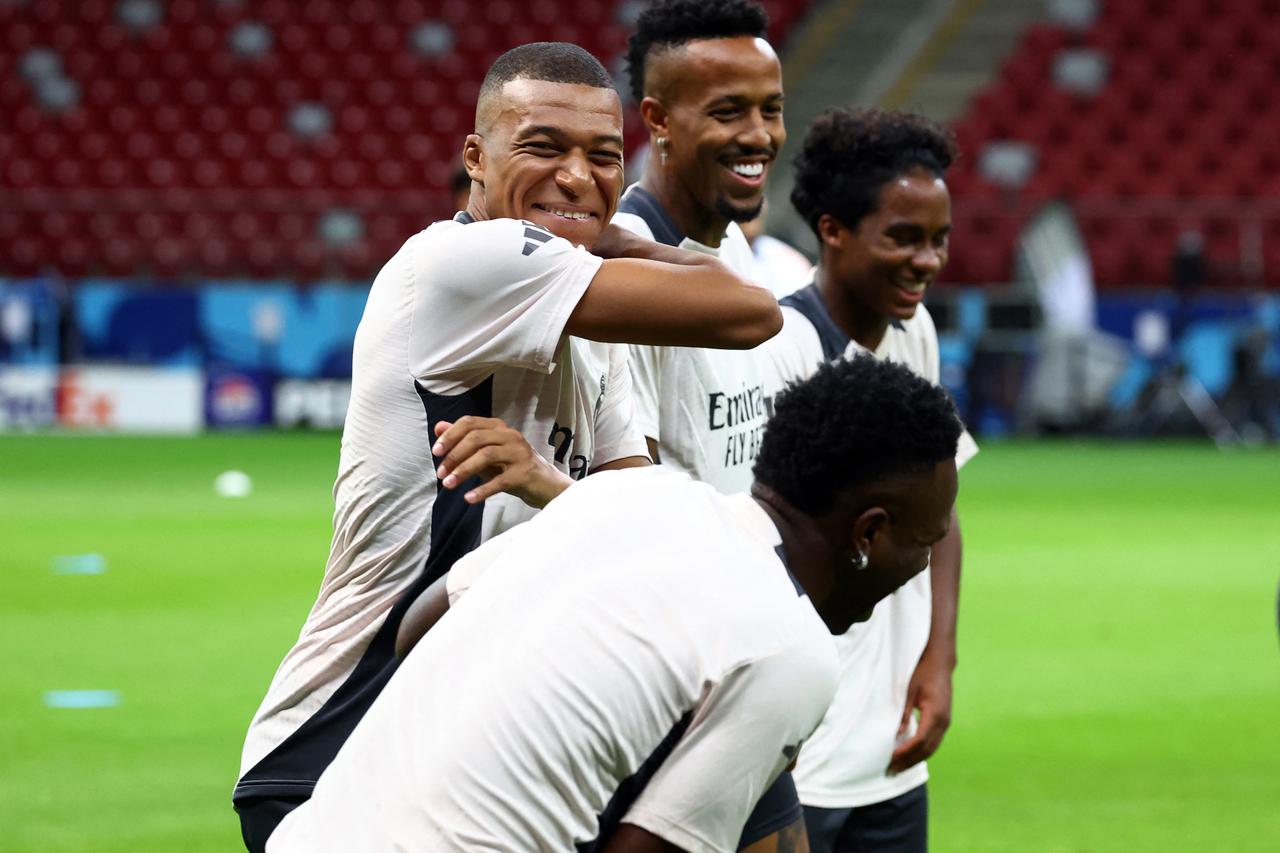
[754,356,962,515]
[625,0,769,103]
[791,107,958,236]
[479,42,616,103]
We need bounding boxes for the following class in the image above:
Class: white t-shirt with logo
[613,185,775,495]
[236,215,647,804]
[267,466,838,853]
[760,284,978,808]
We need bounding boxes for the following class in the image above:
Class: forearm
[601,823,682,853]
[570,225,782,349]
[923,506,962,668]
[591,222,722,268]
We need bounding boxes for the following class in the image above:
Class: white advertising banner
[56,366,203,434]
[274,379,351,429]
[0,367,58,430]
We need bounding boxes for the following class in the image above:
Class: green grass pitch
[1,434,1277,851]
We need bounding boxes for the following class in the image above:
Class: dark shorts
[803,784,928,853]
[739,771,804,849]
[234,793,309,853]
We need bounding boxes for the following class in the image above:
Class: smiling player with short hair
[615,0,785,492]
[233,41,780,853]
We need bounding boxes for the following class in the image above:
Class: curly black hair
[790,106,958,236]
[754,356,962,515]
[479,42,616,104]
[625,0,769,103]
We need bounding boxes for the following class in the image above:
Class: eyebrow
[517,125,624,148]
[706,92,785,107]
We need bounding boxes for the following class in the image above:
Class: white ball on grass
[214,470,253,498]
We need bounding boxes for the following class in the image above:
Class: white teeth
[730,162,764,177]
[901,282,927,293]
[546,208,589,220]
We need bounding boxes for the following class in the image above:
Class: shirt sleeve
[621,643,837,853]
[757,307,826,401]
[407,218,603,387]
[625,343,665,440]
[915,306,979,469]
[591,344,651,467]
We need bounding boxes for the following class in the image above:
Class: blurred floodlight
[979,141,1037,190]
[1048,0,1098,30]
[410,21,454,58]
[19,47,61,82]
[1053,49,1108,96]
[229,21,273,58]
[117,0,162,32]
[288,102,333,139]
[35,76,81,112]
[318,210,364,247]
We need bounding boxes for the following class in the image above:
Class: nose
[555,151,592,198]
[738,110,774,152]
[911,244,944,277]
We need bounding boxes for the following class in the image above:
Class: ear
[816,213,847,251]
[462,134,484,184]
[851,506,889,558]
[638,96,669,139]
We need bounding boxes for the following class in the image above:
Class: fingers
[888,704,949,773]
[897,684,919,738]
[433,417,519,476]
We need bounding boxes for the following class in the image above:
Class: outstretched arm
[567,224,782,350]
[890,506,961,773]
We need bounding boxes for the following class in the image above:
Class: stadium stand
[0,0,813,282]
[944,0,1280,287]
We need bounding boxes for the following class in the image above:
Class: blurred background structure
[1,0,1277,440]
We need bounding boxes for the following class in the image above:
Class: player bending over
[761,107,978,853]
[267,356,964,853]
[232,42,781,853]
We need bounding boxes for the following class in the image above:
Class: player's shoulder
[901,302,938,341]
[410,216,582,287]
[729,604,839,718]
[611,209,656,241]
[416,215,552,253]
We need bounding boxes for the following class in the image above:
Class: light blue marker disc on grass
[43,690,122,709]
[51,554,108,575]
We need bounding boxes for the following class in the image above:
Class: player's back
[269,466,837,852]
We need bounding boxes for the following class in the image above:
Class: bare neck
[639,156,728,248]
[750,483,837,611]
[815,261,890,352]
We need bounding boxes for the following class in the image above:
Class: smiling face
[823,167,952,323]
[643,36,784,232]
[821,459,958,633]
[465,78,625,249]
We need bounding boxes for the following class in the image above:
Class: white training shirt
[235,214,648,802]
[759,282,978,808]
[613,184,776,495]
[268,466,839,853]
[750,233,812,299]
